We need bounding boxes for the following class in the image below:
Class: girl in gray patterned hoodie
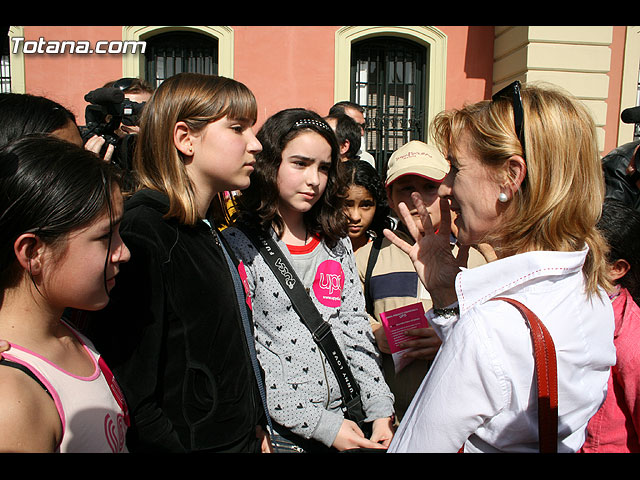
[224,108,394,452]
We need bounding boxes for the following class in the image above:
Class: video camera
[622,106,640,138]
[80,86,145,147]
[80,79,147,176]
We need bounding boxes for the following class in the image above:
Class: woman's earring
[498,192,509,203]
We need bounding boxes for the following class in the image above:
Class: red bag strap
[458,298,558,453]
[494,297,558,453]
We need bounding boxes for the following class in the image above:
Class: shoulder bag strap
[493,297,558,453]
[364,236,383,315]
[242,227,367,427]
[0,359,52,398]
[217,230,274,435]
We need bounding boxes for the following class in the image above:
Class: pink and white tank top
[3,327,129,453]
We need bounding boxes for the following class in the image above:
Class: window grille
[145,31,218,87]
[1,26,10,92]
[351,37,427,175]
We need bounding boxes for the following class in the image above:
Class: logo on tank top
[313,260,345,308]
[104,412,127,452]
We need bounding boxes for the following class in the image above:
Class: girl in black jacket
[86,73,270,453]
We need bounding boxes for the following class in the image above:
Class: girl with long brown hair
[86,73,272,453]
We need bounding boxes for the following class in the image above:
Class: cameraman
[82,77,153,170]
[603,106,640,211]
[101,77,153,136]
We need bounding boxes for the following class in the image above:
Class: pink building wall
[233,25,495,128]
[16,25,625,154]
[21,26,124,122]
[20,26,496,134]
[233,26,340,127]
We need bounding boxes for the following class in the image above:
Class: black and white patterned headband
[293,118,332,132]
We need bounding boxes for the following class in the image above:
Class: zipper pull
[202,218,221,246]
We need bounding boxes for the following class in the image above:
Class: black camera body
[80,85,145,179]
[80,86,145,146]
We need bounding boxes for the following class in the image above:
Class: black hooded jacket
[602,140,640,211]
[86,189,266,452]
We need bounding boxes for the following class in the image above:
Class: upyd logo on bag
[313,260,345,308]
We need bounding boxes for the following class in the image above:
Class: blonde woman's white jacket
[388,247,616,453]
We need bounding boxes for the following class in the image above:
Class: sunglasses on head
[492,80,526,158]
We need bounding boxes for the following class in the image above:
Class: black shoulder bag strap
[364,236,383,315]
[0,359,52,398]
[243,227,367,428]
[216,230,274,436]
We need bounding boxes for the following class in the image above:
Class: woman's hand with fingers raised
[383,192,468,308]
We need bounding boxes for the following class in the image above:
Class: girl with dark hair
[580,199,640,452]
[0,93,79,147]
[225,108,394,452]
[342,159,391,252]
[0,92,114,161]
[85,73,271,453]
[597,199,640,305]
[0,135,130,452]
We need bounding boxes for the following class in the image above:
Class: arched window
[144,31,218,87]
[351,36,427,175]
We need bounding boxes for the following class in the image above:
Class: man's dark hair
[329,100,365,117]
[326,113,361,160]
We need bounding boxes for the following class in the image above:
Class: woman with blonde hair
[386,81,616,452]
[86,73,272,453]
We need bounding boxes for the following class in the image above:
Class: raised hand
[383,192,468,308]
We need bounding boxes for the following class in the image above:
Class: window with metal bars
[1,26,10,92]
[144,31,218,87]
[351,37,427,176]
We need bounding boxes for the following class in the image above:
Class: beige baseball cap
[385,140,449,187]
